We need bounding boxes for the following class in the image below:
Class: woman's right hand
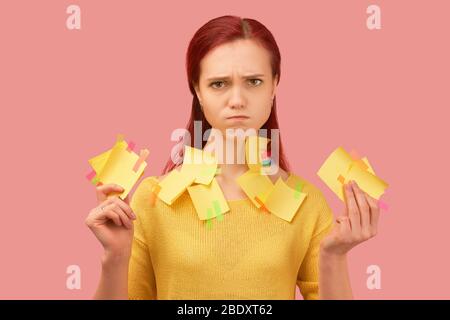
[85,184,136,259]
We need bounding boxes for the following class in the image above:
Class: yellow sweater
[127,173,335,300]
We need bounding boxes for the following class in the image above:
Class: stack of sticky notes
[86,134,149,199]
[156,145,230,221]
[317,146,388,201]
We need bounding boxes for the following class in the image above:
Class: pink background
[0,0,449,299]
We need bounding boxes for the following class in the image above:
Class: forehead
[200,39,272,78]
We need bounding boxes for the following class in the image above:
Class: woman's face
[194,39,278,136]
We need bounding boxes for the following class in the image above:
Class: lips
[227,115,249,119]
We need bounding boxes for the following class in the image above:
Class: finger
[124,195,131,205]
[344,181,361,234]
[109,205,133,229]
[96,184,124,202]
[100,205,123,227]
[110,197,136,220]
[352,181,371,239]
[365,194,380,236]
[336,216,352,237]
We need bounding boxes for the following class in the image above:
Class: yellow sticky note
[317,146,388,201]
[361,157,376,175]
[95,140,147,199]
[187,178,230,220]
[157,168,196,205]
[181,146,217,185]
[245,135,270,172]
[236,170,274,208]
[88,139,128,173]
[317,146,354,201]
[344,163,388,200]
[264,177,307,222]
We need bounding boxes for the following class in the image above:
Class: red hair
[162,15,290,174]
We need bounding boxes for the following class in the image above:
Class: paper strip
[127,141,135,152]
[133,149,150,172]
[86,170,96,181]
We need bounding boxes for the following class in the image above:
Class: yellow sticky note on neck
[157,168,196,205]
[264,177,307,222]
[181,146,217,185]
[187,178,230,220]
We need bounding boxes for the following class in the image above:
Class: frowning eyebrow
[206,74,266,81]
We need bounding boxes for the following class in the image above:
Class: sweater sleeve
[128,177,158,300]
[296,190,335,300]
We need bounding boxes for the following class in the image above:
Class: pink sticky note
[85,170,96,181]
[127,141,136,152]
[378,200,389,211]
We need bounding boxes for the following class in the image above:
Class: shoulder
[130,175,160,209]
[134,175,160,193]
[286,172,334,224]
[132,163,184,201]
[285,171,325,199]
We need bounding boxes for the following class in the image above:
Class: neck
[203,131,249,182]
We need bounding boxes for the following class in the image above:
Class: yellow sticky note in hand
[317,146,388,201]
[181,146,217,185]
[157,168,196,205]
[264,177,307,222]
[92,138,149,200]
[187,178,230,220]
[88,139,128,173]
[317,146,354,201]
[361,157,376,175]
[344,163,388,200]
[236,170,274,208]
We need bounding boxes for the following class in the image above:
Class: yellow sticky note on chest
[264,177,307,222]
[236,170,274,208]
[187,178,230,220]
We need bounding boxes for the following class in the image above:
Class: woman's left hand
[320,180,380,257]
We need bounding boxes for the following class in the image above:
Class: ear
[271,74,279,99]
[194,84,202,104]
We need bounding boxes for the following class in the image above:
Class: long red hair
[162,15,290,174]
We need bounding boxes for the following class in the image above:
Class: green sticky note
[294,182,303,199]
[206,208,213,229]
[213,200,223,221]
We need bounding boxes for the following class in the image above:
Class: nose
[228,86,246,109]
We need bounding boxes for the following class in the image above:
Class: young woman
[85,15,380,300]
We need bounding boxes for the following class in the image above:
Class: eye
[249,79,263,86]
[210,81,226,89]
